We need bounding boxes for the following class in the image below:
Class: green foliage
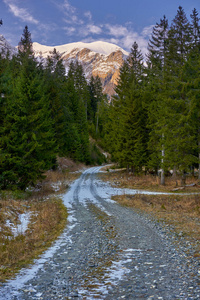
[0,26,106,190]
[0,53,57,190]
[104,6,200,180]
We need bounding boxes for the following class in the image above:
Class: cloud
[142,25,154,37]
[3,0,39,24]
[63,26,76,36]
[79,24,102,38]
[84,11,92,22]
[104,23,149,54]
[87,24,102,35]
[58,0,150,54]
[61,0,83,25]
[105,24,128,38]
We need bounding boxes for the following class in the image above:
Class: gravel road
[1,166,200,299]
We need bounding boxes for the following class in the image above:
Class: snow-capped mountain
[0,34,17,57]
[32,41,129,96]
[0,35,128,96]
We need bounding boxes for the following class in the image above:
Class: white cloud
[87,24,102,35]
[103,23,150,54]
[84,11,92,22]
[62,0,83,25]
[105,24,128,38]
[3,0,39,24]
[142,25,154,37]
[63,26,76,36]
[58,0,150,54]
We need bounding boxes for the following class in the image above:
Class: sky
[1,0,200,54]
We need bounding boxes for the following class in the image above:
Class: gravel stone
[1,166,200,299]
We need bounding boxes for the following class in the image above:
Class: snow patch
[33,40,128,57]
[6,212,31,237]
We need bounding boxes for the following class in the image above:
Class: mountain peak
[32,40,128,96]
[32,40,128,57]
[0,34,17,57]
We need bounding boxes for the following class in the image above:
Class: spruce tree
[105,42,148,172]
[65,62,90,163]
[45,48,72,157]
[0,27,57,190]
[190,8,200,47]
[146,15,169,183]
[167,6,192,68]
[157,8,196,183]
[88,75,104,135]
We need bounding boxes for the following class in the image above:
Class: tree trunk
[172,166,178,186]
[160,169,165,185]
[160,133,165,185]
[198,140,200,180]
[131,166,135,175]
[181,171,186,186]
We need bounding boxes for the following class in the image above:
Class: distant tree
[0,19,2,26]
[88,75,104,135]
[18,25,33,58]
[45,48,71,156]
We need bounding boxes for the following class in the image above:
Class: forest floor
[0,158,86,282]
[98,166,200,260]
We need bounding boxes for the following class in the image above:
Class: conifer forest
[1,6,200,190]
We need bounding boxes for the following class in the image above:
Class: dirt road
[1,166,200,299]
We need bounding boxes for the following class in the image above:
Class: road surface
[1,166,200,299]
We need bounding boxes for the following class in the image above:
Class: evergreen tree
[18,25,33,58]
[167,6,192,68]
[190,8,200,47]
[66,62,90,163]
[45,48,73,156]
[88,75,104,135]
[0,27,57,190]
[146,15,169,183]
[151,8,197,183]
[105,42,148,172]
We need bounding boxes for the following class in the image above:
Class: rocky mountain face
[0,34,17,57]
[32,41,128,97]
[0,36,128,96]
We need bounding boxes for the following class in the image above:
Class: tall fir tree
[0,27,57,190]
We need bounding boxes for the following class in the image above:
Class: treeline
[0,26,107,190]
[103,6,200,184]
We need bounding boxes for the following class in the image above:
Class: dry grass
[99,167,200,193]
[0,157,85,282]
[0,197,67,282]
[99,167,200,258]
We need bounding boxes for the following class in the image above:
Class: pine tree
[18,25,33,58]
[167,6,192,68]
[190,8,200,47]
[88,75,104,135]
[146,15,169,183]
[45,48,73,156]
[105,42,148,172]
[65,62,90,163]
[155,8,196,183]
[0,27,57,190]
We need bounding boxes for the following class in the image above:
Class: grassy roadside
[0,158,84,283]
[99,168,200,258]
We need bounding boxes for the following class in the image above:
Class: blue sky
[1,0,200,53]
